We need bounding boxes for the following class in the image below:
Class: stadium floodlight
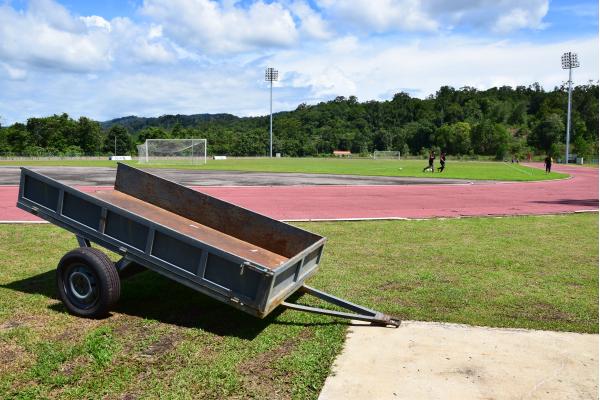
[265,67,279,158]
[561,52,580,164]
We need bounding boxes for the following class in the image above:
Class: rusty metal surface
[91,189,289,269]
[114,163,323,258]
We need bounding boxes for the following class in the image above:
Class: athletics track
[0,163,596,222]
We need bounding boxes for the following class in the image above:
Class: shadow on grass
[1,269,338,340]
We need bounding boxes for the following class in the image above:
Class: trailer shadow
[2,269,339,340]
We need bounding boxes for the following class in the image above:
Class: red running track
[1,163,597,222]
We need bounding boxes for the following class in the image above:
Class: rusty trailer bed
[16,163,399,326]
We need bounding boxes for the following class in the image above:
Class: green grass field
[0,214,596,399]
[0,158,568,181]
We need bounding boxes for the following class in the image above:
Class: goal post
[373,150,401,160]
[137,139,207,164]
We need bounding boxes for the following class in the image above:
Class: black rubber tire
[56,247,120,318]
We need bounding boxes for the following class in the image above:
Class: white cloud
[81,15,112,32]
[0,1,179,75]
[317,0,550,34]
[288,0,332,39]
[0,2,112,72]
[1,63,27,80]
[275,35,598,101]
[493,4,549,33]
[110,17,176,64]
[317,0,438,32]
[140,0,299,53]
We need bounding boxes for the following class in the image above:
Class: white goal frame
[137,139,207,164]
[373,150,401,160]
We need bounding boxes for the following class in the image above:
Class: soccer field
[0,158,567,181]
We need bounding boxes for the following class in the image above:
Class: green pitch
[0,158,567,181]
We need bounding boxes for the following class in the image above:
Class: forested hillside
[1,83,597,159]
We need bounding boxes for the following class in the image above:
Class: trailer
[16,163,399,327]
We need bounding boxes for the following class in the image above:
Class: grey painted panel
[62,192,102,229]
[272,261,300,296]
[23,175,59,211]
[152,231,202,274]
[105,211,148,250]
[299,247,321,277]
[204,254,262,301]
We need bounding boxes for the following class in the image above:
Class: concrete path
[318,321,598,400]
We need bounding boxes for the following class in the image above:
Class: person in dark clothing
[544,155,553,173]
[438,152,446,172]
[423,151,435,172]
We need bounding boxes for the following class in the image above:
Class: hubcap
[65,264,98,309]
[69,271,92,300]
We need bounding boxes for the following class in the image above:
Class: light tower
[561,52,580,164]
[265,67,278,158]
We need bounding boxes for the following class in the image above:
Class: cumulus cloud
[317,0,550,34]
[140,0,299,53]
[0,0,179,76]
[288,0,332,39]
[276,35,598,101]
[0,2,112,73]
[317,0,438,32]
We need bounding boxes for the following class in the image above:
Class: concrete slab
[318,321,598,400]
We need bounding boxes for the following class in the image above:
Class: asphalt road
[0,166,476,186]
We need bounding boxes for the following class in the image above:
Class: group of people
[423,151,446,173]
[422,151,554,174]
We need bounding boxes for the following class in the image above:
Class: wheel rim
[64,264,99,310]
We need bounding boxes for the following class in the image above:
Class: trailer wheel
[56,247,120,318]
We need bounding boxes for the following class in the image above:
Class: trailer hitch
[282,285,400,328]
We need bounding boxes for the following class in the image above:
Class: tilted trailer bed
[16,163,399,327]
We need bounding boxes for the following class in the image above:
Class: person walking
[544,155,553,173]
[437,152,446,173]
[423,151,435,173]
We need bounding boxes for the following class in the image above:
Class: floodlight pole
[566,66,573,164]
[561,51,580,164]
[265,67,278,158]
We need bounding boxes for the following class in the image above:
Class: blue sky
[0,0,598,124]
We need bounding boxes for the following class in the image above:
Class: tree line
[0,82,597,159]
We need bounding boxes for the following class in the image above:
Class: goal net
[137,139,207,164]
[373,150,401,160]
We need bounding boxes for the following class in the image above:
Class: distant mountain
[101,113,240,132]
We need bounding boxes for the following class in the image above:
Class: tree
[77,117,103,155]
[529,114,564,153]
[105,125,132,155]
[434,122,471,155]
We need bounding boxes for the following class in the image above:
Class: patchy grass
[0,213,596,398]
[0,158,567,181]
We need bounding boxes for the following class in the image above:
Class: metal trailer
[16,163,399,327]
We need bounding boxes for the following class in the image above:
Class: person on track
[438,152,446,173]
[423,151,435,173]
[544,155,553,173]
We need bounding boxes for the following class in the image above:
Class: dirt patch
[140,333,181,359]
[506,302,576,323]
[0,343,30,373]
[58,354,90,377]
[235,329,313,399]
